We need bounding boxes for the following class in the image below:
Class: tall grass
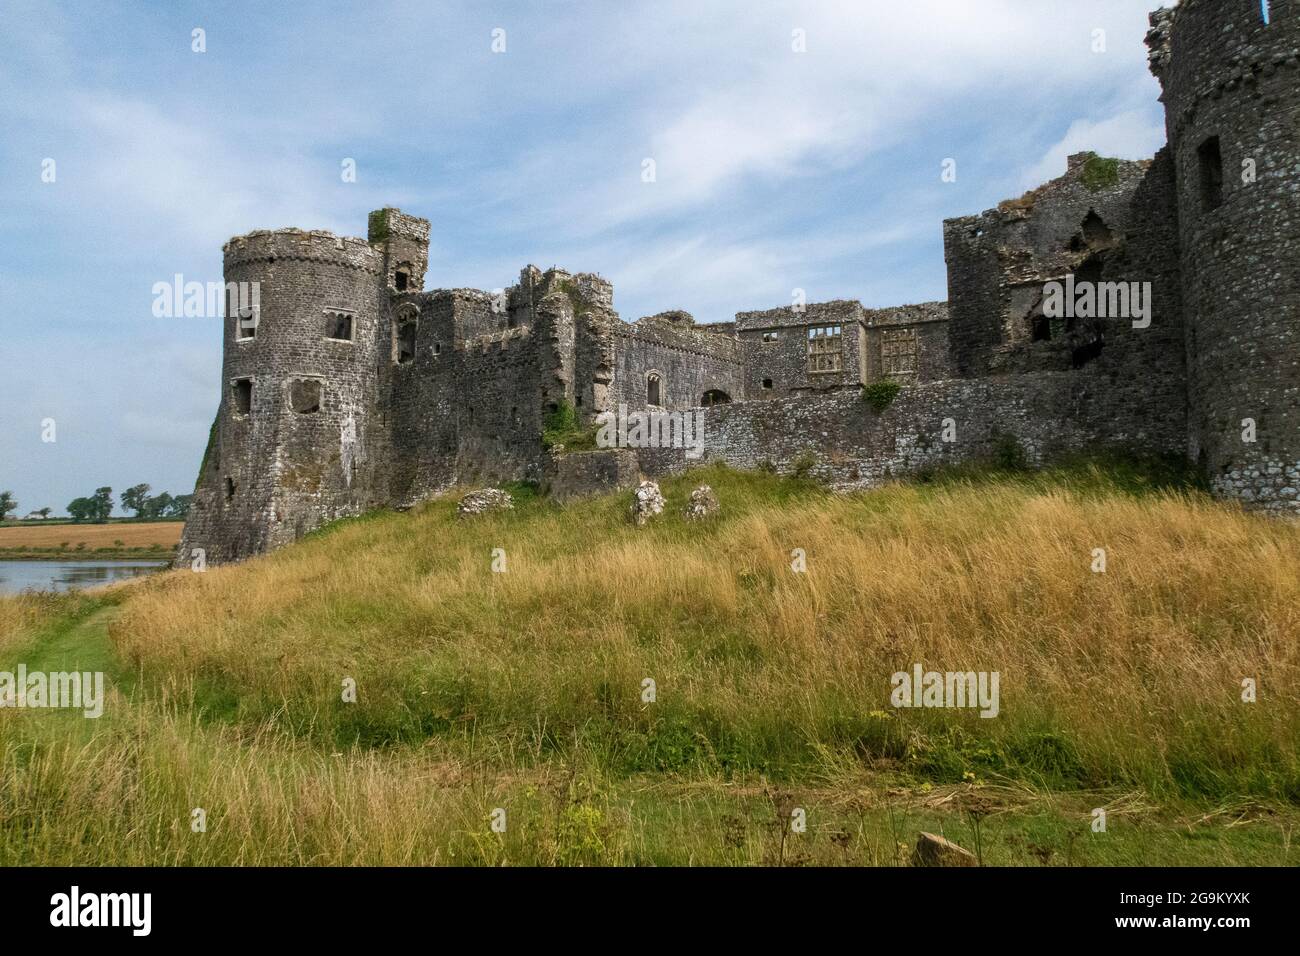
[104,464,1300,800]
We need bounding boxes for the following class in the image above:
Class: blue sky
[0,0,1171,516]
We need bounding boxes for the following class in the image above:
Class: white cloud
[1022,109,1168,188]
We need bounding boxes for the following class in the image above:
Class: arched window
[394,305,418,364]
[647,372,662,407]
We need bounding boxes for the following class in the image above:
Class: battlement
[223,228,383,274]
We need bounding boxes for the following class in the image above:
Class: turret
[368,207,430,293]
[178,227,387,564]
[1150,0,1300,512]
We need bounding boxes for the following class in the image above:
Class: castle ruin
[180,0,1300,565]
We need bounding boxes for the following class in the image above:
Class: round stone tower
[1149,0,1300,512]
[179,229,387,563]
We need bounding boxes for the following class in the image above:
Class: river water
[0,560,169,595]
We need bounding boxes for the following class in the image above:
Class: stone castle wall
[691,367,1185,487]
[177,2,1300,566]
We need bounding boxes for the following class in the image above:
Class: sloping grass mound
[103,462,1300,801]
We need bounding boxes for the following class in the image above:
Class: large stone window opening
[807,325,843,374]
[880,328,918,383]
[394,263,412,291]
[325,310,354,342]
[701,389,731,407]
[647,372,662,407]
[232,378,252,415]
[1198,136,1224,212]
[394,307,418,364]
[289,378,322,414]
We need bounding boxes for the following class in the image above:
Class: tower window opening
[395,270,409,291]
[647,372,662,406]
[290,378,322,414]
[325,310,354,341]
[1262,0,1271,25]
[394,318,417,364]
[762,378,773,390]
[1197,136,1224,212]
[232,378,252,415]
[224,477,236,502]
[230,290,257,339]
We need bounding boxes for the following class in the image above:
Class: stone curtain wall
[694,368,1186,488]
[1152,0,1300,513]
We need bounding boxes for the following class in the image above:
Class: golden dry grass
[109,466,1300,799]
[4,463,1300,865]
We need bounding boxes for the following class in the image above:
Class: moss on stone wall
[861,379,901,413]
[1081,154,1121,192]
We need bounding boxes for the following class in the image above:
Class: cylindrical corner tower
[178,229,387,564]
[1151,0,1300,512]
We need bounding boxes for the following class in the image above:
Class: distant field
[0,521,182,552]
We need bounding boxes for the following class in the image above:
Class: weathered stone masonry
[179,0,1300,565]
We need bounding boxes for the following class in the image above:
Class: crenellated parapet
[223,228,384,274]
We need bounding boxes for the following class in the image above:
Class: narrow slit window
[647,372,662,406]
[1198,136,1224,212]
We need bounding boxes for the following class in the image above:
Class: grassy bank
[2,462,1298,865]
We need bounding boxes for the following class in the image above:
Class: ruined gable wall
[943,154,1152,379]
[941,151,1188,458]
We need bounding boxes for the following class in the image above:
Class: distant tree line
[0,486,193,523]
[69,485,194,522]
